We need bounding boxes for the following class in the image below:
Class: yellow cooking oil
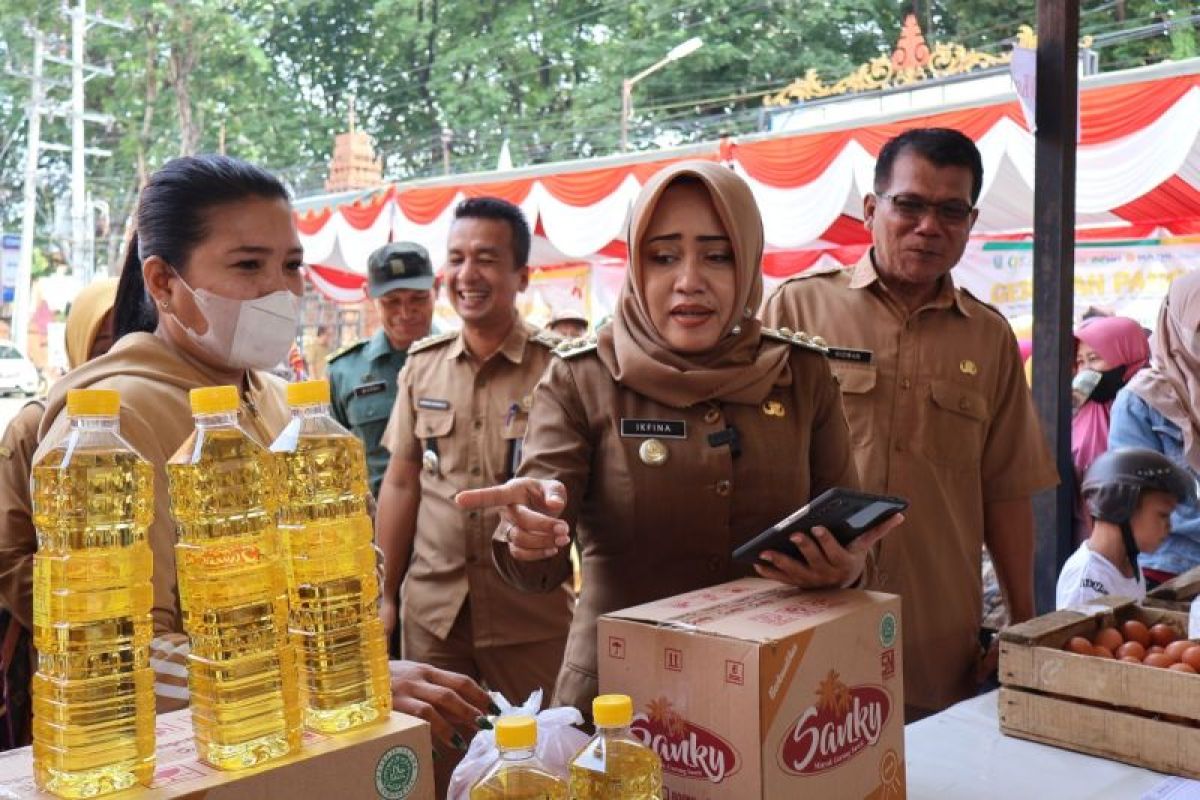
[31,389,155,798]
[270,380,389,733]
[471,716,567,799]
[167,385,301,770]
[568,695,663,800]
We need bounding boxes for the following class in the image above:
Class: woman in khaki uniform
[459,161,903,715]
[31,155,492,750]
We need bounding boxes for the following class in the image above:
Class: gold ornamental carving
[765,14,1017,107]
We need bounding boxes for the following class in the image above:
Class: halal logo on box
[631,697,741,784]
[778,670,891,776]
[879,612,897,648]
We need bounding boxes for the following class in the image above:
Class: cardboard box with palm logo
[0,708,434,799]
[598,577,904,799]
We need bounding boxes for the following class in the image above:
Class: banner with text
[953,236,1200,330]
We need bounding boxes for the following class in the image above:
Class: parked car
[0,341,39,397]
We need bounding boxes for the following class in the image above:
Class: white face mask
[170,273,300,370]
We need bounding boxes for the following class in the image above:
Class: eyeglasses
[878,193,975,224]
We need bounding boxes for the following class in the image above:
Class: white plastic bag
[447,689,589,800]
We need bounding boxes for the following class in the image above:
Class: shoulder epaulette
[779,263,847,286]
[328,340,366,363]
[552,335,599,360]
[407,330,458,355]
[958,287,1007,320]
[761,326,829,355]
[529,329,562,349]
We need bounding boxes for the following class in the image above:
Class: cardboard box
[1143,564,1200,613]
[598,578,904,800]
[999,597,1200,778]
[0,709,434,799]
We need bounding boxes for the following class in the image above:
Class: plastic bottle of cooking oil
[168,385,301,770]
[471,716,567,799]
[270,379,389,733]
[568,695,662,800]
[31,389,156,798]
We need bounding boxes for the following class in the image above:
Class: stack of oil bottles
[29,382,391,797]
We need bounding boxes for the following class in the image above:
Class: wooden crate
[1144,565,1200,613]
[998,598,1200,777]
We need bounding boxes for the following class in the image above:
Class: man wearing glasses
[764,127,1056,721]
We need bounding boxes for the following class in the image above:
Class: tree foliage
[0,0,1193,272]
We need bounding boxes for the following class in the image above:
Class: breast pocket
[414,408,455,440]
[347,392,392,429]
[502,415,528,479]
[831,363,877,448]
[924,379,989,467]
[346,393,394,453]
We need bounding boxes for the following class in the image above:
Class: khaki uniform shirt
[491,333,858,713]
[0,400,45,630]
[763,250,1058,714]
[382,319,573,649]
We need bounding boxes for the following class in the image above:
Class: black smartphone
[732,488,908,565]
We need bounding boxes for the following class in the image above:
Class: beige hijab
[64,277,118,368]
[1127,270,1200,471]
[596,161,791,408]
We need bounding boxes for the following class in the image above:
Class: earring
[731,324,742,336]
[743,307,753,318]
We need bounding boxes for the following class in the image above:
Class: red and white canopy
[298,60,1200,303]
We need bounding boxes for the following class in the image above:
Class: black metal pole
[1031,0,1080,614]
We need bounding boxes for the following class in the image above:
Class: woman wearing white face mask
[34,155,304,713]
[34,157,495,740]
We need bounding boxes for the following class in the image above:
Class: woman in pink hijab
[1073,317,1150,473]
[1071,316,1150,539]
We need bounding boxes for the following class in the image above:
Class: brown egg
[1120,655,1143,664]
[1066,636,1094,655]
[1122,620,1152,648]
[1170,662,1198,674]
[1165,640,1193,663]
[1093,644,1116,659]
[1117,641,1146,661]
[1183,646,1200,670]
[1149,645,1166,655]
[1150,623,1178,648]
[1094,627,1125,652]
[1145,653,1175,668]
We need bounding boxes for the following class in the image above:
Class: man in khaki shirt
[763,128,1057,719]
[378,197,572,714]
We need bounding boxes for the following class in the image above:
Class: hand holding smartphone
[732,488,908,566]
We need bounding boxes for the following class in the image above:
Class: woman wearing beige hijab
[1109,271,1200,585]
[458,161,903,713]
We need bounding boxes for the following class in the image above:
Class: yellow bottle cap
[189,385,239,415]
[286,380,331,407]
[593,694,633,728]
[494,716,537,750]
[66,389,119,417]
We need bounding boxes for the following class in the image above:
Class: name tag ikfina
[620,419,687,439]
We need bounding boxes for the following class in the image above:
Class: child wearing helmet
[1057,448,1197,610]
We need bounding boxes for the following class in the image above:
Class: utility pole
[70,0,88,284]
[12,29,45,354]
[42,0,125,284]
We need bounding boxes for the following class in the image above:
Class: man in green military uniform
[329,242,436,498]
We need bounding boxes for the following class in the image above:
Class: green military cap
[367,242,435,298]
